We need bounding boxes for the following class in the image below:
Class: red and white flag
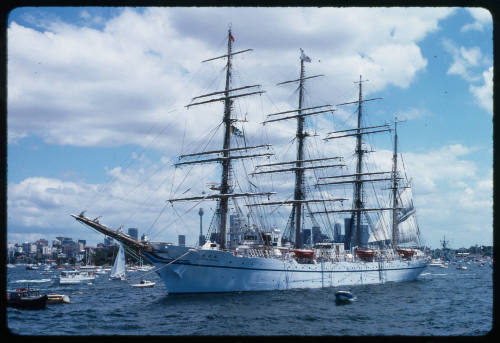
[300,48,311,62]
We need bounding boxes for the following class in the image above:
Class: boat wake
[14,279,52,283]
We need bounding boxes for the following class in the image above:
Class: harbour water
[6,263,493,336]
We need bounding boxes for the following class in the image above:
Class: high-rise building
[360,224,369,246]
[334,223,342,242]
[36,239,48,248]
[302,229,312,246]
[178,235,186,247]
[312,226,322,244]
[22,242,31,254]
[210,232,220,244]
[128,228,138,241]
[78,240,86,252]
[344,218,352,249]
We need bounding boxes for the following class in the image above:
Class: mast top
[354,74,367,84]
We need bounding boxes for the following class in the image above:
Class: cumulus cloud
[400,144,492,247]
[442,38,492,115]
[7,138,492,248]
[8,7,493,248]
[396,107,430,121]
[470,66,493,115]
[443,39,485,82]
[461,7,492,32]
[8,7,453,149]
[404,144,477,193]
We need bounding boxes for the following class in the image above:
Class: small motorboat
[457,264,467,270]
[131,280,155,288]
[47,293,71,304]
[335,290,356,304]
[7,288,48,310]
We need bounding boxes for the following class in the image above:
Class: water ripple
[7,264,493,336]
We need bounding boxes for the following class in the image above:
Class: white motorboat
[58,270,83,285]
[130,280,155,288]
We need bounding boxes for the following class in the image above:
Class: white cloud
[443,40,485,82]
[397,107,430,121]
[8,7,493,248]
[8,7,454,149]
[400,144,492,247]
[402,144,477,194]
[7,139,492,248]
[461,7,492,32]
[470,66,493,115]
[442,38,492,116]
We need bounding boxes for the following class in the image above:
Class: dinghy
[131,279,155,288]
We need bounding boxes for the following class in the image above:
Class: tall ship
[72,28,427,293]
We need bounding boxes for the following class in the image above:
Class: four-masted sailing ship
[72,29,428,293]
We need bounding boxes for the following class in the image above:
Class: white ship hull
[143,246,427,294]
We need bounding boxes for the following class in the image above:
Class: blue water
[6,263,493,336]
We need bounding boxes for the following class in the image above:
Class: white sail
[368,202,392,243]
[110,243,126,280]
[368,183,419,244]
[396,186,419,244]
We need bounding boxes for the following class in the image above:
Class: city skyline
[7,7,493,249]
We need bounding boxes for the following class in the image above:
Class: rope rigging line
[82,113,177,213]
[171,121,224,197]
[136,249,196,280]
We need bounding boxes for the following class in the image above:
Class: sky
[6,6,493,249]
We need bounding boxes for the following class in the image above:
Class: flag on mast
[300,48,311,62]
[230,33,235,42]
[231,125,244,136]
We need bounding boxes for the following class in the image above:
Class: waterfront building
[312,226,322,244]
[104,236,113,247]
[128,228,139,241]
[334,223,342,242]
[178,235,186,247]
[344,218,352,249]
[78,240,86,252]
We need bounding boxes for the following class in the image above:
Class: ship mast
[248,49,342,249]
[219,28,234,250]
[352,75,365,248]
[391,118,399,247]
[318,76,392,250]
[293,56,306,248]
[167,28,274,250]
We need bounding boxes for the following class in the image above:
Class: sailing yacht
[109,243,126,280]
[72,28,427,293]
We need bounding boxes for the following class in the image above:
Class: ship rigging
[72,28,427,294]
